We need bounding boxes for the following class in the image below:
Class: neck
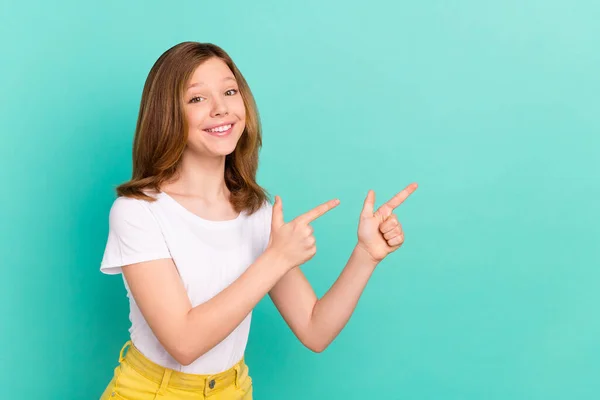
[163,151,229,202]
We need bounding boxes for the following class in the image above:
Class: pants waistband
[118,340,248,395]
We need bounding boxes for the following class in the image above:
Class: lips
[203,122,235,137]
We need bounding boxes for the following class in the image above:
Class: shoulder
[108,195,160,230]
[109,189,161,213]
[257,199,273,234]
[259,198,273,214]
[254,199,272,223]
[244,198,271,217]
[246,199,272,231]
[109,195,147,217]
[248,199,272,252]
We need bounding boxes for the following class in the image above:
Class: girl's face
[183,58,246,157]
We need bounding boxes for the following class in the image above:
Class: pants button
[209,379,215,389]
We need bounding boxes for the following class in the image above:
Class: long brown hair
[116,42,269,215]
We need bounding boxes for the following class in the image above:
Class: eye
[189,96,205,104]
[225,89,238,96]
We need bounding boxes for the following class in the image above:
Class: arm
[270,184,418,352]
[123,196,340,366]
[269,244,377,353]
[123,249,287,366]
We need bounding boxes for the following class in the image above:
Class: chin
[218,147,237,157]
[212,139,241,157]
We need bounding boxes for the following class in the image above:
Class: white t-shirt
[100,190,272,374]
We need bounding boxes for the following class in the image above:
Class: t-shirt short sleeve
[100,196,172,275]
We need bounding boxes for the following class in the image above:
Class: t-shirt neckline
[157,191,245,227]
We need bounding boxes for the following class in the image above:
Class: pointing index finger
[383,183,418,211]
[295,199,340,224]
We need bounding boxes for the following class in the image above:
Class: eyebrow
[187,77,237,90]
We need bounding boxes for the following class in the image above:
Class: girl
[99,41,417,400]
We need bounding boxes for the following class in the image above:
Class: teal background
[1,1,599,399]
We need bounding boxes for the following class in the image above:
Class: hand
[267,196,340,271]
[357,183,418,263]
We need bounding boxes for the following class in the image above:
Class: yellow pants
[100,341,252,399]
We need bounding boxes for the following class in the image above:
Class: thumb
[361,190,375,217]
[271,195,285,230]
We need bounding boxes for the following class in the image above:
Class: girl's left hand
[357,183,418,263]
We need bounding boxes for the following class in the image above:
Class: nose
[210,96,229,117]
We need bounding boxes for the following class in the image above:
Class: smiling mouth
[203,123,234,136]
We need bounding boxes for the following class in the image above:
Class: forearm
[179,249,287,364]
[306,244,378,351]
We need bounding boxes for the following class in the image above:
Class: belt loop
[234,362,242,388]
[157,368,172,396]
[119,340,132,363]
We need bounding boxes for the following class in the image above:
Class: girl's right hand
[266,196,340,271]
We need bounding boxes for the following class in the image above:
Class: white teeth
[206,124,232,133]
